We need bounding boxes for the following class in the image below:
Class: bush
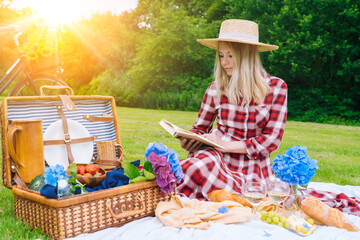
[136,89,204,112]
[288,88,360,126]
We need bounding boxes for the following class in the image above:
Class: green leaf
[143,169,156,180]
[144,161,154,173]
[70,181,88,194]
[76,179,88,193]
[122,162,141,180]
[68,177,77,184]
[69,162,76,172]
[69,163,77,179]
[129,176,147,184]
[80,186,88,194]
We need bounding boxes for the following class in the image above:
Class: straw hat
[197,19,278,52]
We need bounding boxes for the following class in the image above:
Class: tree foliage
[0,0,359,125]
[61,12,139,92]
[225,0,360,123]
[128,5,214,93]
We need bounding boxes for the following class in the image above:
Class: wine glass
[268,178,290,214]
[243,181,267,219]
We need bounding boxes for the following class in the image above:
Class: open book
[159,119,225,150]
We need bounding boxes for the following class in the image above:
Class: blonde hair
[214,42,268,106]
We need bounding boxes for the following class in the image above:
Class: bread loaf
[301,197,359,232]
[208,190,253,208]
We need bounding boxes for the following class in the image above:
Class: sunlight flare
[29,0,89,26]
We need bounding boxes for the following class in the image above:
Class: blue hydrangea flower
[218,205,229,214]
[145,142,169,158]
[145,142,184,189]
[272,146,318,186]
[44,164,68,187]
[166,149,184,183]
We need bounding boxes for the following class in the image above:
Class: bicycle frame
[0,57,41,95]
[0,58,23,94]
[1,31,67,96]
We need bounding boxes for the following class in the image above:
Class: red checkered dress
[177,75,360,215]
[178,74,287,200]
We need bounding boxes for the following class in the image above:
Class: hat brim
[197,38,278,52]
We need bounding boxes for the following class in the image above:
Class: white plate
[44,119,93,169]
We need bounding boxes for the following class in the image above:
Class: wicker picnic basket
[1,93,170,239]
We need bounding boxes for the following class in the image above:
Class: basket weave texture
[13,181,170,240]
[2,95,171,239]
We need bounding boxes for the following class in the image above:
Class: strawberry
[85,164,93,173]
[77,165,85,175]
[85,164,98,175]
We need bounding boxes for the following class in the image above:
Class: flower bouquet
[122,142,184,196]
[271,146,318,209]
[145,142,184,195]
[21,26,63,74]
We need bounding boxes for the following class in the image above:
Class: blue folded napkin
[85,160,140,192]
[40,183,81,198]
[40,184,58,198]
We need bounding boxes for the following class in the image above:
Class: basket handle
[106,193,146,219]
[40,85,74,96]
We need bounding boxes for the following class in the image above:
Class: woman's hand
[179,137,203,153]
[202,132,227,152]
[203,132,247,154]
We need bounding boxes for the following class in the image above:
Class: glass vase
[283,184,305,212]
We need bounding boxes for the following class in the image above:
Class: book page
[159,119,178,136]
[159,119,225,150]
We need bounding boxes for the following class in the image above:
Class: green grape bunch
[260,210,290,229]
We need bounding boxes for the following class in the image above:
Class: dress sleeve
[190,83,217,135]
[243,80,288,160]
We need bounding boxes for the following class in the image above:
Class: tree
[225,0,360,123]
[60,12,139,92]
[128,5,215,94]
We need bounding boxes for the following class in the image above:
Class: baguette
[301,197,359,232]
[208,190,253,208]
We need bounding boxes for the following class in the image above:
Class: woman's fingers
[180,137,188,149]
[188,140,203,152]
[179,138,203,152]
[184,139,196,151]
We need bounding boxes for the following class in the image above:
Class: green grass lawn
[0,106,359,239]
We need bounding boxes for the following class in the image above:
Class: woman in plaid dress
[177,19,287,200]
[177,19,360,216]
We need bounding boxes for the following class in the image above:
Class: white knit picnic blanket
[65,182,360,240]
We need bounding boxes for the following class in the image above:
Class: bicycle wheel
[9,76,71,96]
